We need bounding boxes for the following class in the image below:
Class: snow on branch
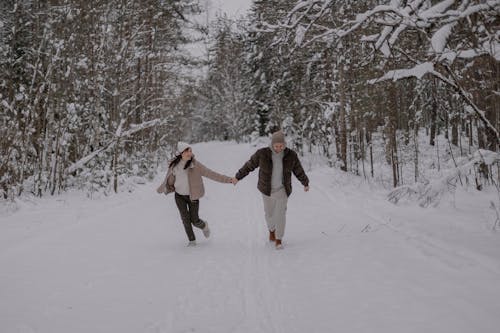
[419,0,455,20]
[284,0,499,59]
[66,118,167,174]
[66,143,116,174]
[453,1,500,21]
[366,61,460,90]
[120,119,162,137]
[367,62,436,83]
[388,150,500,207]
[287,3,495,78]
[431,22,455,54]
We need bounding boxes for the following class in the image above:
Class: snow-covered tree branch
[276,0,500,149]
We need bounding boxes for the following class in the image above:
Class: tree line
[197,0,499,188]
[1,0,202,198]
[1,0,498,199]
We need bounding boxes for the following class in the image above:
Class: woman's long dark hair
[169,154,193,170]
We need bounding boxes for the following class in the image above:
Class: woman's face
[181,147,193,160]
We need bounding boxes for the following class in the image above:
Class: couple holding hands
[156,130,309,250]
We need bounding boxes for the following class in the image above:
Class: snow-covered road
[1,141,499,333]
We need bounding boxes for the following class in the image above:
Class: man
[234,130,309,249]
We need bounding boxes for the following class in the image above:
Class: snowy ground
[1,141,500,333]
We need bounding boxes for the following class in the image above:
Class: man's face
[272,143,285,153]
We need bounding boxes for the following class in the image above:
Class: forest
[1,0,499,199]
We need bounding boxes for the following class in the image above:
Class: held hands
[229,176,305,190]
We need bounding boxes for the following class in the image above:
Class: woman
[156,142,235,246]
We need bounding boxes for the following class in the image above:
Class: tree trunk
[413,122,419,182]
[429,100,437,146]
[338,64,348,172]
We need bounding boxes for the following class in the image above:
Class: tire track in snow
[312,182,385,234]
[313,181,500,276]
[376,215,500,276]
[236,191,280,333]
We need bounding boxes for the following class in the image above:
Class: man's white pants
[262,188,288,240]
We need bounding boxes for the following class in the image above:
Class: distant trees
[200,0,499,188]
[195,17,251,141]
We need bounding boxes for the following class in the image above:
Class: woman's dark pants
[174,193,206,241]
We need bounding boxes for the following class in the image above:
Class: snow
[430,23,455,54]
[388,149,500,208]
[65,143,115,174]
[66,118,165,173]
[295,25,306,46]
[420,0,455,19]
[458,2,500,20]
[66,103,76,113]
[75,57,88,70]
[485,39,499,61]
[375,26,393,57]
[360,34,379,42]
[207,0,252,19]
[368,62,434,83]
[290,0,311,14]
[1,141,499,332]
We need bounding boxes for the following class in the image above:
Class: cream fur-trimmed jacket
[156,156,231,200]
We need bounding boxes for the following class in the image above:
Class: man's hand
[304,186,309,192]
[230,177,239,185]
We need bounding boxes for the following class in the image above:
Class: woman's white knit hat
[177,141,191,154]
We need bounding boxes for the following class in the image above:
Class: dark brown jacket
[236,147,309,197]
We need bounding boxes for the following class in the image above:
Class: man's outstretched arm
[235,150,261,181]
